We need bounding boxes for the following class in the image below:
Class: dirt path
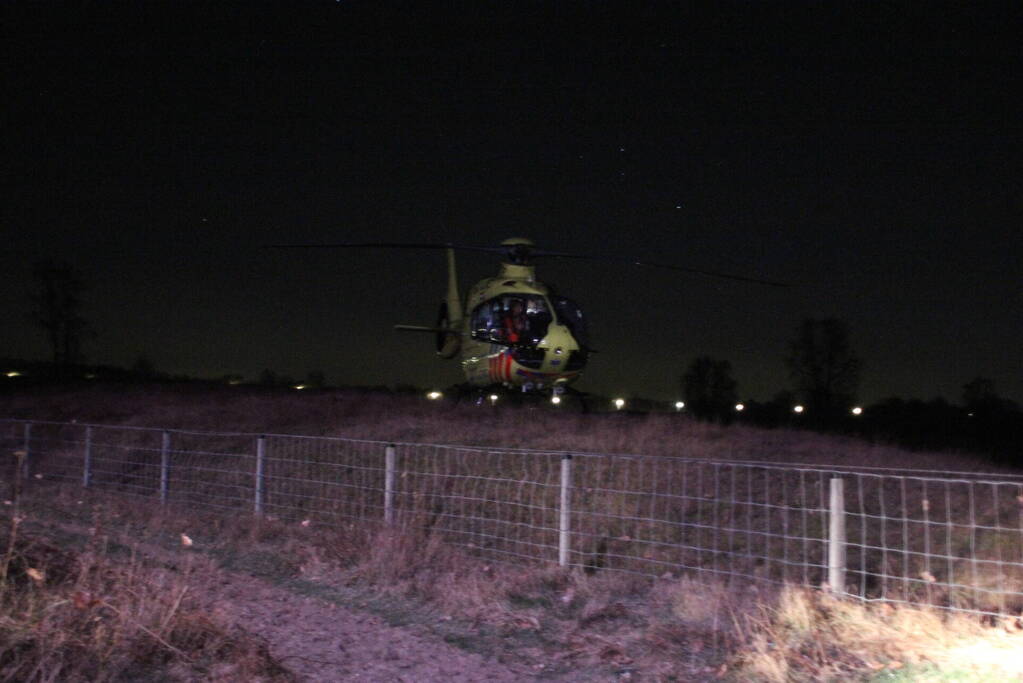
[23,499,717,682]
[210,571,540,682]
[34,516,605,681]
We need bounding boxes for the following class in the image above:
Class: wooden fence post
[254,436,266,514]
[828,477,846,594]
[83,426,92,488]
[559,454,573,567]
[384,444,396,525]
[159,431,170,504]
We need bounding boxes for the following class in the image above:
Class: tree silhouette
[962,377,1018,416]
[29,260,91,371]
[785,318,861,421]
[682,356,738,422]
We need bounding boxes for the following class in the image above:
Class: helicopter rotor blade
[265,241,788,287]
[394,324,462,334]
[531,250,789,287]
[266,242,504,255]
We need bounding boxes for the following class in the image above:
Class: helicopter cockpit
[470,295,552,346]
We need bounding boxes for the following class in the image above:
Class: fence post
[559,454,573,567]
[254,436,266,514]
[22,422,31,479]
[83,426,92,488]
[828,477,846,594]
[160,431,170,505]
[384,444,396,525]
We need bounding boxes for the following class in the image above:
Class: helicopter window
[552,296,588,347]
[470,295,551,346]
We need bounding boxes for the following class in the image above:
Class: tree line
[682,318,862,425]
[22,260,1022,460]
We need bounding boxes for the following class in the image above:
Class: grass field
[2,383,1023,680]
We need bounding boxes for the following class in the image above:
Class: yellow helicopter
[395,237,588,395]
[272,237,784,396]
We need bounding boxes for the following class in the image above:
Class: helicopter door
[551,296,588,347]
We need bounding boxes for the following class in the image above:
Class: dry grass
[4,384,1023,679]
[6,479,1023,681]
[0,382,1005,472]
[732,585,1023,682]
[0,489,292,682]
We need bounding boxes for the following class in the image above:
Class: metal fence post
[384,444,396,525]
[559,454,573,567]
[828,477,846,594]
[22,422,31,479]
[160,431,170,504]
[83,426,92,488]
[254,436,266,514]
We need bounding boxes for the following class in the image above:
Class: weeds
[731,586,1023,682]
[0,500,292,682]
[3,386,1023,679]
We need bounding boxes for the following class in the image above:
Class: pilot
[502,299,528,343]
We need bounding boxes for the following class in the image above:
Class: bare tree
[962,377,1017,416]
[786,318,861,421]
[29,260,91,370]
[682,356,738,422]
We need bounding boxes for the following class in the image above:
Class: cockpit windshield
[552,296,588,347]
[470,295,552,346]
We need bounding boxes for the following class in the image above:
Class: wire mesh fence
[3,418,1022,617]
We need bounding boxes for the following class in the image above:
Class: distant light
[793,405,804,414]
[735,403,745,412]
[851,406,863,416]
[674,401,685,411]
[614,398,625,410]
[427,391,443,400]
[489,393,499,405]
[293,384,307,390]
[84,373,97,379]
[227,379,242,386]
[551,396,562,405]
[5,371,22,378]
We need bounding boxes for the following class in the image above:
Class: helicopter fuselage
[457,262,587,392]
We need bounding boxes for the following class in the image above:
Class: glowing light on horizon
[551,396,562,405]
[852,406,863,415]
[735,403,745,412]
[293,384,307,390]
[489,393,499,405]
[793,405,804,414]
[427,391,443,400]
[614,398,625,410]
[674,401,685,411]
[5,371,22,378]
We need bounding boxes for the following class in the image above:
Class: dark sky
[3,2,1022,403]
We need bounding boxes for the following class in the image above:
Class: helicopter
[271,238,786,396]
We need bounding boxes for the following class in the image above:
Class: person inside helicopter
[470,294,551,346]
[502,298,528,343]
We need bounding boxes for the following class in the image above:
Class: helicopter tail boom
[394,325,459,334]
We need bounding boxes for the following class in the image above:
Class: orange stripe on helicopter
[488,352,513,383]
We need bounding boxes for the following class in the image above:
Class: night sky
[3,2,1022,403]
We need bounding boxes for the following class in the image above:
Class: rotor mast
[498,237,537,282]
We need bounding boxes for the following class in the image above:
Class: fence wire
[2,418,1022,617]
